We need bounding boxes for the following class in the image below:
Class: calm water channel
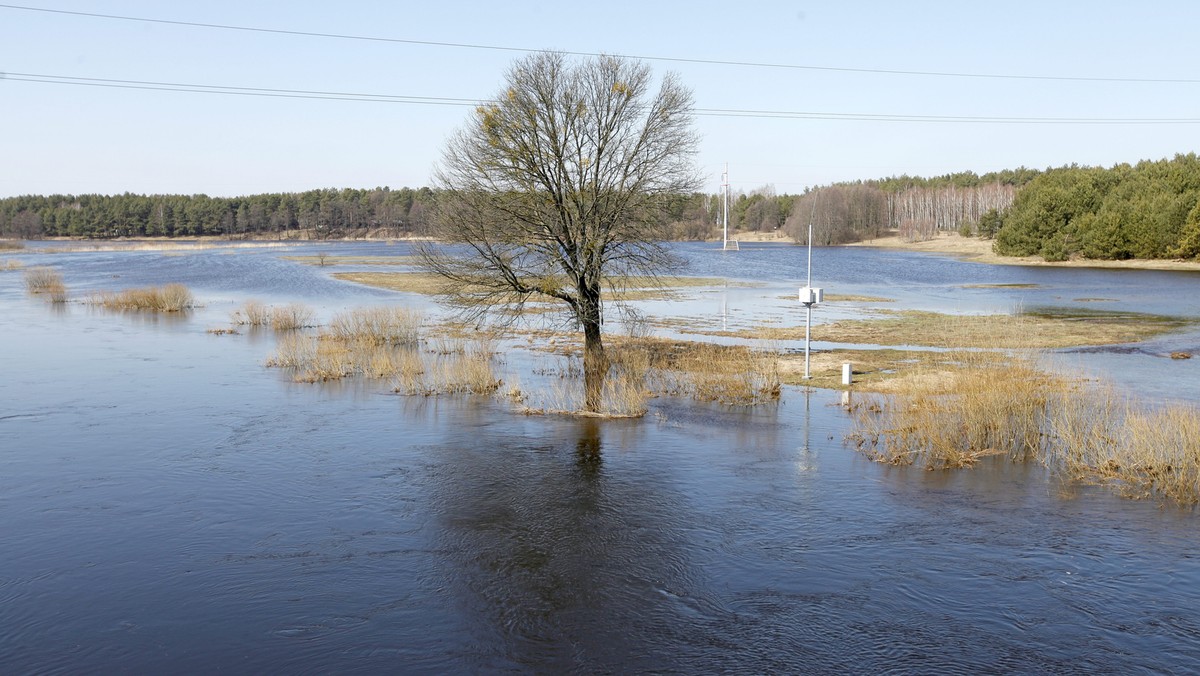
[2,241,1199,673]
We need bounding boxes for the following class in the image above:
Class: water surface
[2,242,1199,673]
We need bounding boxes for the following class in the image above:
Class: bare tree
[418,52,700,412]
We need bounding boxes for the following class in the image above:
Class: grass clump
[521,337,780,416]
[24,267,69,303]
[0,239,24,251]
[3,259,24,271]
[844,347,1200,505]
[232,301,315,330]
[91,284,194,312]
[1043,390,1200,504]
[327,307,422,345]
[395,339,501,396]
[700,309,1190,349]
[846,352,1055,469]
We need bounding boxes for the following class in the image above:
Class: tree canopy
[993,154,1200,261]
[418,52,701,412]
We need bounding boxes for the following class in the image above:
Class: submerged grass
[232,301,315,330]
[846,351,1054,469]
[522,336,781,415]
[335,271,740,303]
[327,306,422,345]
[843,335,1200,504]
[24,267,69,303]
[263,305,499,392]
[695,309,1190,349]
[91,284,194,312]
[2,259,25,271]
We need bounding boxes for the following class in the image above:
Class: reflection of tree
[575,419,602,468]
[426,418,697,670]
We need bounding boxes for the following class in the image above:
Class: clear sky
[2,1,1198,198]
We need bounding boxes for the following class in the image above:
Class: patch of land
[333,271,739,301]
[850,231,1200,271]
[285,255,419,266]
[682,308,1191,349]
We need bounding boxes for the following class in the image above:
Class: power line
[8,72,1200,125]
[2,3,1198,85]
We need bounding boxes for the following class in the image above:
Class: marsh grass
[263,305,498,391]
[24,267,69,302]
[519,337,779,416]
[0,239,24,250]
[24,266,61,292]
[699,309,1189,349]
[846,351,1055,469]
[91,284,194,312]
[232,301,316,330]
[844,342,1200,504]
[401,343,502,396]
[3,259,26,271]
[1042,389,1200,504]
[327,307,422,345]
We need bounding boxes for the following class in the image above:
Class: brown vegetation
[844,343,1200,505]
[0,239,24,250]
[91,284,194,312]
[232,301,315,330]
[704,309,1188,350]
[24,267,68,303]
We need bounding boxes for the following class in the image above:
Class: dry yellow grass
[526,336,781,411]
[334,271,739,302]
[91,284,194,312]
[0,239,25,250]
[232,301,315,330]
[846,352,1054,469]
[703,309,1188,349]
[24,266,62,293]
[326,307,422,345]
[1043,390,1200,504]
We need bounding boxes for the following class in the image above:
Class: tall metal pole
[721,163,729,248]
[803,218,813,380]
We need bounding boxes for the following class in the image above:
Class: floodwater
[2,242,1199,673]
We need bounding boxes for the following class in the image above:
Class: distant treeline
[4,155,1199,261]
[0,187,439,240]
[0,172,1030,243]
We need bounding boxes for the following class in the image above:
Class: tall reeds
[91,284,194,312]
[264,306,501,391]
[846,353,1053,469]
[24,267,68,303]
[0,239,24,250]
[846,347,1200,504]
[326,306,422,345]
[232,301,315,330]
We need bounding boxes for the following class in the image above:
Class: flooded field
[2,241,1200,672]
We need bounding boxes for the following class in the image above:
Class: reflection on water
[2,243,1200,672]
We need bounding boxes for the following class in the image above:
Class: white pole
[803,218,814,379]
[722,163,729,248]
[803,303,812,379]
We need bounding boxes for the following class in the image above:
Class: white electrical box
[799,287,823,304]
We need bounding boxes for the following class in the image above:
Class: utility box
[799,287,824,305]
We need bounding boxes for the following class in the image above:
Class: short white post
[842,362,852,386]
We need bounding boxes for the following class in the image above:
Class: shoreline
[848,232,1200,272]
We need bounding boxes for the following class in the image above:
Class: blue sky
[2,1,1198,197]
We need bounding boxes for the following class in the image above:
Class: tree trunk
[582,318,609,414]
